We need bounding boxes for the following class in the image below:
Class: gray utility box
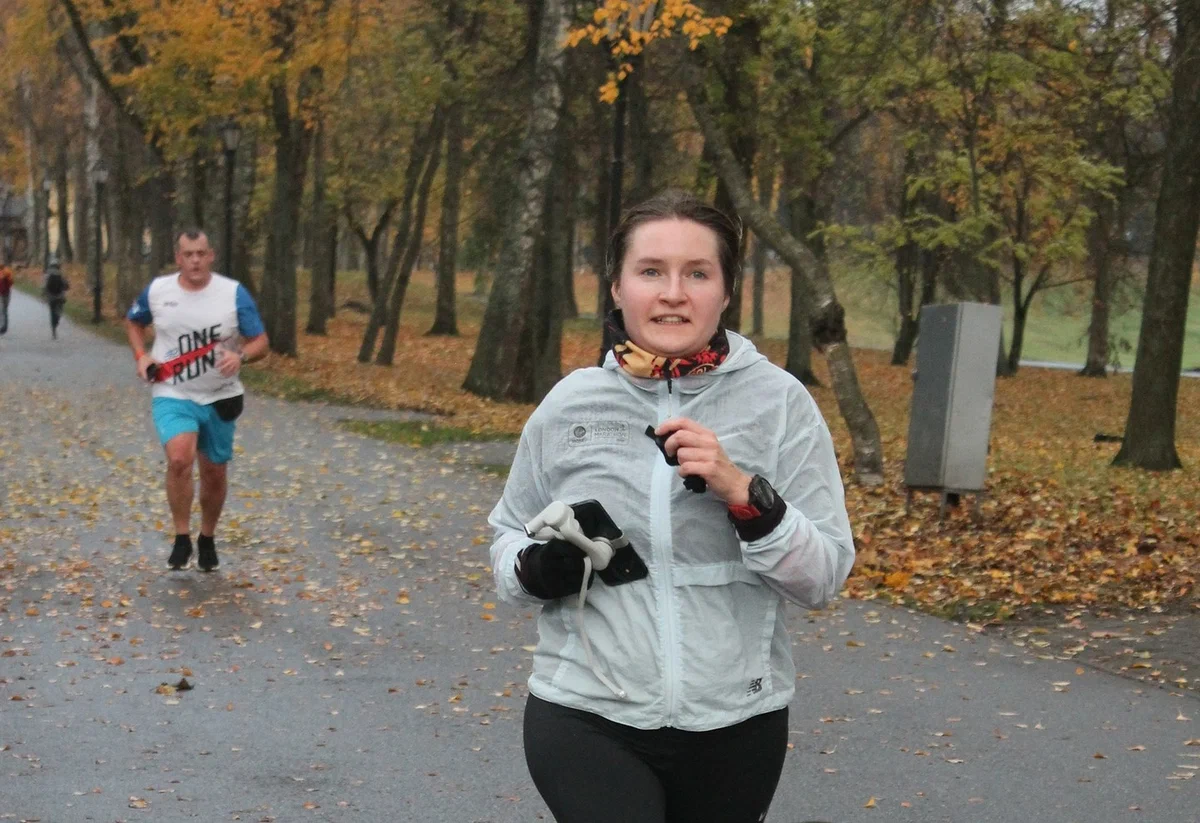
[905,302,1003,495]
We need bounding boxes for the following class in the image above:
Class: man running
[125,229,268,571]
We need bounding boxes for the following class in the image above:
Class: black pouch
[209,394,244,422]
[597,543,649,587]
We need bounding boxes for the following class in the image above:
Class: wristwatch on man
[727,474,787,541]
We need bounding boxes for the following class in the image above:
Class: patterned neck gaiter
[606,310,730,379]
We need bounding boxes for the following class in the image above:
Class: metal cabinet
[904,302,1003,515]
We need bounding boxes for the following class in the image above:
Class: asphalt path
[1,288,1195,823]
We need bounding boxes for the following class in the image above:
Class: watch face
[748,475,775,512]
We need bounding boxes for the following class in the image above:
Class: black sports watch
[727,474,787,541]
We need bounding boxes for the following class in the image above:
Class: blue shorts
[152,397,237,464]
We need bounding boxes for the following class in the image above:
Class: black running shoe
[168,534,192,570]
[197,534,219,572]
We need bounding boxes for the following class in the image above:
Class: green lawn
[740,263,1200,369]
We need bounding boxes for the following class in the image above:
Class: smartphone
[569,500,649,586]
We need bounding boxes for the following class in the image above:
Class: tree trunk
[463,0,569,400]
[189,147,206,227]
[20,74,40,267]
[147,170,175,277]
[358,112,442,363]
[527,76,579,398]
[786,265,820,386]
[779,179,819,386]
[81,76,99,294]
[233,133,258,294]
[428,102,465,336]
[261,70,320,356]
[112,120,146,311]
[626,57,654,205]
[306,120,334,335]
[895,242,939,365]
[712,20,761,333]
[750,165,774,337]
[688,82,883,484]
[73,132,91,268]
[561,195,579,320]
[750,238,766,336]
[595,59,628,362]
[358,230,384,308]
[591,98,611,318]
[1008,294,1028,375]
[1113,0,1200,470]
[527,167,567,400]
[891,149,920,365]
[376,129,443,366]
[1080,195,1114,376]
[55,147,73,263]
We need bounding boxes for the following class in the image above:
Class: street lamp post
[220,121,241,277]
[91,164,108,323]
[42,176,53,268]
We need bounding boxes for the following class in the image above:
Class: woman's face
[611,218,730,359]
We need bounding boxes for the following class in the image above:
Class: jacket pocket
[672,564,779,719]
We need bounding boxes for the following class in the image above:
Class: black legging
[523,695,788,823]
[49,298,65,334]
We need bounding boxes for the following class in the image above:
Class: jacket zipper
[656,377,679,724]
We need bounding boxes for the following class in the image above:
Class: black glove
[515,538,593,600]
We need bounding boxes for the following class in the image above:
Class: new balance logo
[747,677,763,695]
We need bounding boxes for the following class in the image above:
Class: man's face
[176,235,214,286]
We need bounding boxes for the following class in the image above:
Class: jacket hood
[601,330,768,394]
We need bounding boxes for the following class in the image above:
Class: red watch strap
[727,503,762,521]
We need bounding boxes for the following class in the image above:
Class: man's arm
[125,284,156,380]
[125,319,155,380]
[240,333,269,363]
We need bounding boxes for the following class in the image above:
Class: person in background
[42,256,68,339]
[0,260,13,335]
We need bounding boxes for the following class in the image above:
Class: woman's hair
[605,190,743,297]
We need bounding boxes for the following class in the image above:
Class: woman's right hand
[516,539,594,600]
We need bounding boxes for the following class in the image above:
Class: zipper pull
[666,374,673,394]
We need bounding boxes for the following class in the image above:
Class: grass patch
[338,418,518,447]
[928,598,1015,623]
[475,463,512,479]
[239,367,367,406]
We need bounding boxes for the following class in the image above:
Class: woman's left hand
[655,418,752,505]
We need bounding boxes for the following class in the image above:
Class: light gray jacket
[488,332,855,731]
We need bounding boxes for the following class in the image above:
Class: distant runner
[0,261,13,334]
[43,257,68,339]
